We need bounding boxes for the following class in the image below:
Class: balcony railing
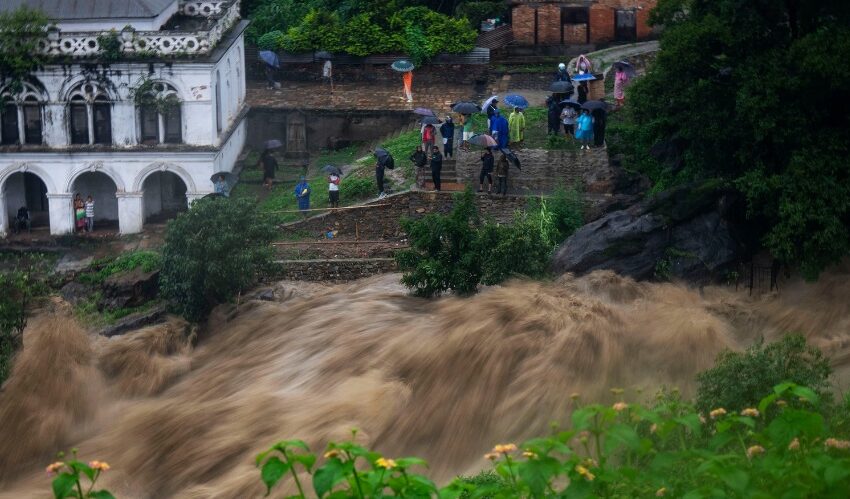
[37,0,241,58]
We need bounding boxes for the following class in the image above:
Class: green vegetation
[245,1,478,64]
[396,188,583,297]
[620,0,850,279]
[455,1,507,29]
[46,449,113,499]
[95,30,121,62]
[159,197,277,322]
[72,292,160,329]
[0,6,48,92]
[0,255,50,384]
[696,334,832,414]
[77,251,161,286]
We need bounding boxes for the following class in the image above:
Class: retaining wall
[274,258,397,282]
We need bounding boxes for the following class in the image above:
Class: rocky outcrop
[101,268,160,309]
[552,183,749,282]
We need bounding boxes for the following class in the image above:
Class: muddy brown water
[1,268,849,497]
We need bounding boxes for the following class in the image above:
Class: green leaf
[824,464,850,486]
[675,413,703,434]
[605,423,642,453]
[571,407,597,431]
[395,457,429,469]
[52,473,77,499]
[721,468,749,493]
[313,459,346,498]
[88,491,117,499]
[260,456,290,495]
[291,453,317,472]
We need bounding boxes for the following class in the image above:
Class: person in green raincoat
[508,107,526,145]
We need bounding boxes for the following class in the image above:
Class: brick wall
[512,5,536,45]
[563,24,588,45]
[589,4,615,43]
[636,7,653,39]
[538,4,563,45]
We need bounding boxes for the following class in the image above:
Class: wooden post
[355,221,360,241]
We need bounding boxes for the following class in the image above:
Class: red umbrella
[467,134,498,147]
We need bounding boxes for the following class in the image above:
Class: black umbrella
[421,116,442,125]
[582,100,608,111]
[322,164,342,176]
[315,51,333,60]
[210,172,237,184]
[613,60,636,78]
[559,100,582,110]
[499,148,522,170]
[549,80,574,93]
[452,102,480,114]
[264,139,283,150]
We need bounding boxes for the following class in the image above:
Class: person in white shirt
[560,105,578,136]
[323,59,333,93]
[85,195,95,233]
[328,173,340,208]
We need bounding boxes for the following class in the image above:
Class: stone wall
[453,147,612,195]
[274,258,397,281]
[280,191,531,240]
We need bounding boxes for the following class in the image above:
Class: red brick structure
[510,0,657,46]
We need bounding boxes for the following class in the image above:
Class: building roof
[0,0,177,20]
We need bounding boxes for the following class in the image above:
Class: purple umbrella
[414,108,435,117]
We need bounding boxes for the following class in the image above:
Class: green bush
[478,210,552,285]
[547,184,584,243]
[78,250,161,285]
[245,0,309,43]
[0,6,48,92]
[696,334,832,413]
[0,264,47,384]
[279,9,343,53]
[159,197,277,322]
[96,30,121,61]
[256,30,284,50]
[455,1,507,29]
[340,176,374,203]
[340,13,400,56]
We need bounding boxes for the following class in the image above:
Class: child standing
[85,195,95,233]
[328,173,340,208]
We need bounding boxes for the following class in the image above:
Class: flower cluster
[709,408,727,419]
[575,464,595,481]
[740,408,760,417]
[612,401,629,412]
[825,438,850,450]
[746,445,765,458]
[375,457,397,469]
[89,460,110,471]
[45,462,64,477]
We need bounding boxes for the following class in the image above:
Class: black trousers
[479,170,493,185]
[594,125,606,146]
[444,139,454,158]
[376,168,385,194]
[431,167,442,191]
[496,176,508,194]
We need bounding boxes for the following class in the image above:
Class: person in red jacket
[422,123,436,159]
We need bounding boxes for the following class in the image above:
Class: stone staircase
[418,158,467,191]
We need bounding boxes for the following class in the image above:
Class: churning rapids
[1,268,850,497]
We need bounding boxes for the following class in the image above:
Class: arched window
[0,82,44,145]
[215,70,222,133]
[137,82,182,145]
[68,82,112,145]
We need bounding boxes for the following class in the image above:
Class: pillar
[117,192,144,234]
[47,193,74,235]
[0,189,7,237]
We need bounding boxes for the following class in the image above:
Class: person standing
[403,70,413,103]
[560,105,577,136]
[429,146,443,192]
[461,113,473,150]
[15,206,30,234]
[495,152,509,196]
[328,172,340,208]
[508,107,525,145]
[375,154,387,198]
[485,98,499,129]
[614,66,629,107]
[264,63,276,89]
[259,149,278,190]
[422,122,436,158]
[576,109,594,150]
[546,95,561,135]
[84,195,95,233]
[74,193,86,233]
[294,176,311,215]
[577,81,589,104]
[479,149,494,193]
[592,107,607,147]
[490,109,509,149]
[409,145,427,169]
[554,63,570,81]
[322,59,334,93]
[214,175,228,196]
[440,117,455,158]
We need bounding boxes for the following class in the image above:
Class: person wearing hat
[555,63,570,82]
[439,116,455,158]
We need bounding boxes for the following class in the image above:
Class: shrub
[0,6,48,92]
[696,334,832,413]
[0,263,47,384]
[256,30,284,50]
[78,250,161,285]
[479,210,552,285]
[96,30,121,61]
[340,176,374,203]
[339,13,400,56]
[244,0,309,44]
[279,9,343,53]
[159,197,277,322]
[547,184,584,243]
[455,1,507,29]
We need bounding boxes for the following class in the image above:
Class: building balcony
[36,0,241,59]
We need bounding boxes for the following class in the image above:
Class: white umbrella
[481,95,499,114]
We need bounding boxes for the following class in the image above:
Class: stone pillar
[43,103,67,147]
[117,192,144,234]
[47,193,74,235]
[0,189,7,237]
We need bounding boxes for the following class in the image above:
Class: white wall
[72,172,119,221]
[52,2,179,31]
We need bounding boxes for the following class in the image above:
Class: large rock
[552,184,746,282]
[101,267,160,309]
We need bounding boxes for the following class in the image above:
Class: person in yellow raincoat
[508,107,526,144]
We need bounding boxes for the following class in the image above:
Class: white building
[0,0,248,236]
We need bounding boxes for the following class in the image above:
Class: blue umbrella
[391,60,415,72]
[504,94,529,109]
[571,73,597,82]
[259,50,279,69]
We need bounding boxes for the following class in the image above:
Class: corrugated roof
[0,0,177,20]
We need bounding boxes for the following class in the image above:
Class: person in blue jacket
[490,109,510,149]
[294,176,311,215]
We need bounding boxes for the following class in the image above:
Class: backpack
[385,154,395,170]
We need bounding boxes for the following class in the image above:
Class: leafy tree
[625,0,850,279]
[279,9,343,53]
[0,6,48,92]
[0,265,47,384]
[245,0,310,43]
[695,334,832,413]
[159,197,277,322]
[455,1,507,28]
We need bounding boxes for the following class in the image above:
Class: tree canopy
[625,0,850,279]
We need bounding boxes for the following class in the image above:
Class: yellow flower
[493,443,517,454]
[88,460,110,471]
[570,393,581,400]
[656,487,667,497]
[45,462,64,477]
[746,445,765,458]
[375,457,397,469]
[740,408,759,417]
[522,451,537,459]
[484,452,500,461]
[788,438,800,451]
[575,465,595,481]
[825,438,850,450]
[323,450,340,459]
[699,415,707,424]
[650,424,658,434]
[709,408,727,419]
[582,458,597,468]
[612,402,629,412]
[610,388,624,395]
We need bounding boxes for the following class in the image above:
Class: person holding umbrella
[258,148,278,190]
[440,117,455,158]
[479,148,494,193]
[508,107,526,145]
[430,145,443,192]
[614,64,630,107]
[328,171,340,208]
[577,81,589,104]
[576,109,594,150]
[484,97,499,129]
